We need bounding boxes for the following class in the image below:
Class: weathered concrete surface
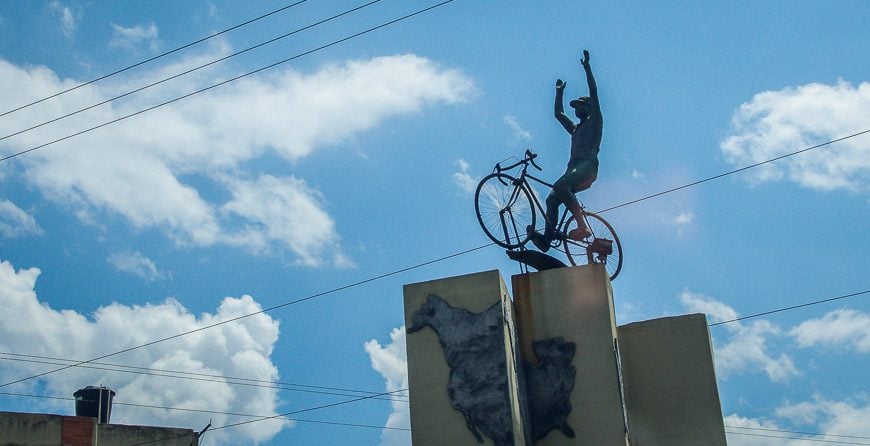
[403,266,728,446]
[617,314,727,445]
[0,411,65,445]
[512,264,628,445]
[404,270,526,445]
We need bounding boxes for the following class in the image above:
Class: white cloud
[723,413,789,446]
[364,327,411,446]
[503,115,532,141]
[789,309,870,353]
[221,175,351,267]
[681,291,798,382]
[670,210,694,237]
[726,398,870,446]
[107,251,166,281]
[680,290,738,323]
[452,159,477,194]
[0,51,473,266]
[49,1,77,38]
[109,23,160,52]
[672,211,694,226]
[777,396,870,442]
[720,80,870,193]
[0,257,287,445]
[0,199,42,238]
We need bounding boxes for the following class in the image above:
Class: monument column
[403,270,527,445]
[512,264,628,445]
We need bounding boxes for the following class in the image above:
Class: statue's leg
[548,174,576,238]
[563,162,598,239]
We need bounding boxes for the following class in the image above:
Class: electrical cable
[1,130,865,390]
[595,129,870,214]
[708,290,868,327]
[1,288,866,440]
[0,241,488,389]
[123,388,410,446]
[0,354,407,402]
[2,286,864,400]
[2,291,867,438]
[0,1,309,118]
[725,425,870,441]
[10,393,870,442]
[0,391,410,432]
[725,430,870,445]
[0,351,406,399]
[12,391,870,443]
[0,0,455,164]
[0,0,384,143]
[210,388,407,430]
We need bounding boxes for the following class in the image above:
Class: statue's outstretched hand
[581,50,590,68]
[556,79,566,90]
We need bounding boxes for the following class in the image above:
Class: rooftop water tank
[73,386,115,423]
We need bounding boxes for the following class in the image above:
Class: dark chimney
[73,386,115,423]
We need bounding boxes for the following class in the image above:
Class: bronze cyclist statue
[529,49,602,252]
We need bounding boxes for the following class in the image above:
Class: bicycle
[474,149,623,281]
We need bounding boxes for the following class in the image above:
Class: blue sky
[0,1,868,445]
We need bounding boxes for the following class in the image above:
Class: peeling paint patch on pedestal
[408,294,576,445]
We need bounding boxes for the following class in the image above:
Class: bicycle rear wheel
[475,173,536,249]
[562,211,623,281]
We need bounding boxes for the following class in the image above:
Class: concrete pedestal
[403,266,726,446]
[617,314,727,445]
[512,264,628,445]
[404,270,526,445]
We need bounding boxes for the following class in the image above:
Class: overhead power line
[0,241,487,389]
[0,391,409,432]
[0,0,309,118]
[209,388,407,431]
[0,351,406,399]
[1,286,863,397]
[725,430,870,445]
[596,129,870,214]
[0,0,455,164]
[1,130,865,390]
[1,286,864,400]
[726,425,870,442]
[124,388,410,446]
[0,0,384,143]
[0,353,407,402]
[708,290,868,327]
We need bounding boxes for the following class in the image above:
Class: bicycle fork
[499,190,526,247]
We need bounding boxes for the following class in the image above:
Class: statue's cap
[569,97,590,108]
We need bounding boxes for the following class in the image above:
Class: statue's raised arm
[554,79,575,134]
[581,50,599,110]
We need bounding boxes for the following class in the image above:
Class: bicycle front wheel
[563,211,623,281]
[475,173,536,249]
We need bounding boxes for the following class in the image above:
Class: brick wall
[61,416,94,446]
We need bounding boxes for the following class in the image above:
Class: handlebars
[495,149,543,173]
[526,149,542,171]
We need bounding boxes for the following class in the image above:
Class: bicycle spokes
[562,211,623,281]
[475,173,536,249]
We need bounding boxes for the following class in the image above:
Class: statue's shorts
[555,158,599,195]
[545,158,599,233]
